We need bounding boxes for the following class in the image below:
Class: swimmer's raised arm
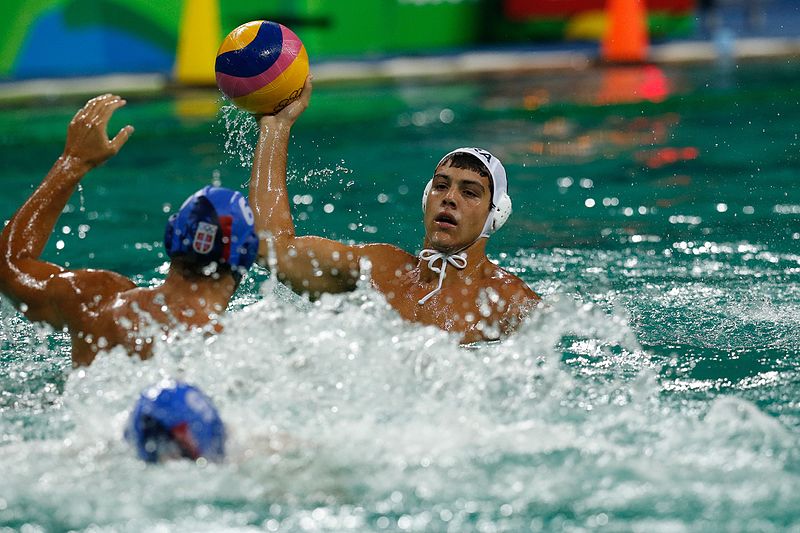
[249,76,366,296]
[0,94,135,325]
[1,94,258,365]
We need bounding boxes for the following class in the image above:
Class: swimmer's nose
[441,197,456,209]
[441,189,458,208]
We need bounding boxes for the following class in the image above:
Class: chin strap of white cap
[417,249,468,305]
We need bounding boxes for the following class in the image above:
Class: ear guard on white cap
[484,192,512,237]
[422,147,512,237]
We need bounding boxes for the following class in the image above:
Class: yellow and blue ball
[215,21,309,115]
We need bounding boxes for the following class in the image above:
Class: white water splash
[1,278,798,531]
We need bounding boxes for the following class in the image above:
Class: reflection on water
[1,59,799,531]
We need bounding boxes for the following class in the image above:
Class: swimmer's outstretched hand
[259,75,313,128]
[62,94,134,169]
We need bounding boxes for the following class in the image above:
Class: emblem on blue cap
[124,380,226,463]
[164,186,259,273]
[193,222,218,254]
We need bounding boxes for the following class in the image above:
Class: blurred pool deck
[0,0,798,104]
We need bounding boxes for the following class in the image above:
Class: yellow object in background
[175,0,220,85]
[565,11,607,41]
[174,92,221,119]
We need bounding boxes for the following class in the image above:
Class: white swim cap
[422,147,512,238]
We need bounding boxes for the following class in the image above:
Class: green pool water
[0,58,799,531]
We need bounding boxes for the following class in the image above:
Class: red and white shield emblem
[193,221,218,254]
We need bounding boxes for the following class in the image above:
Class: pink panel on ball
[216,28,305,99]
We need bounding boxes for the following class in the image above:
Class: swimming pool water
[0,58,799,531]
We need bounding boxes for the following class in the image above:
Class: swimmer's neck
[160,267,236,318]
[417,237,489,282]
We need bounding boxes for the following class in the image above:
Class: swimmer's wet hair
[171,257,240,284]
[438,152,491,181]
[437,152,495,204]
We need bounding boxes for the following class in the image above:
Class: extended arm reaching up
[0,94,134,326]
[248,77,367,296]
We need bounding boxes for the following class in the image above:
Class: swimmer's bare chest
[371,268,501,342]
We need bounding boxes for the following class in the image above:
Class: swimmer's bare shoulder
[491,264,540,301]
[3,266,139,366]
[337,243,415,296]
[486,264,541,334]
[355,243,416,274]
[4,264,134,327]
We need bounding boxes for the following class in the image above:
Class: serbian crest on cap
[193,222,218,254]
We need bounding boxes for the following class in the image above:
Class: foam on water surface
[2,266,799,531]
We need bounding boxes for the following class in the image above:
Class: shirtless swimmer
[249,78,540,343]
[0,94,259,366]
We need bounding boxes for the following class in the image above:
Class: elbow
[277,277,354,300]
[274,263,357,298]
[0,223,32,268]
[0,231,13,271]
[0,254,16,291]
[256,233,295,268]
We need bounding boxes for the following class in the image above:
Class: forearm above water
[1,155,90,263]
[271,235,361,297]
[250,118,297,255]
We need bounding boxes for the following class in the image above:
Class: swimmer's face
[423,162,492,253]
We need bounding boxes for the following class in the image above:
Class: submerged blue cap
[164,186,258,274]
[124,380,226,463]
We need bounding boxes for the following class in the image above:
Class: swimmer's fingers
[299,74,313,105]
[72,94,114,126]
[95,96,134,154]
[68,94,116,136]
[268,74,313,125]
[95,94,123,117]
[109,124,135,154]
[64,94,133,167]
[69,97,99,130]
[293,74,313,112]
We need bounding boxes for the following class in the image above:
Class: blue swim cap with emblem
[164,186,259,279]
[124,380,226,463]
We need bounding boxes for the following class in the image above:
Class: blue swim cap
[164,186,258,274]
[124,380,226,463]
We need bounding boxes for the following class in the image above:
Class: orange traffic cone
[601,0,649,63]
